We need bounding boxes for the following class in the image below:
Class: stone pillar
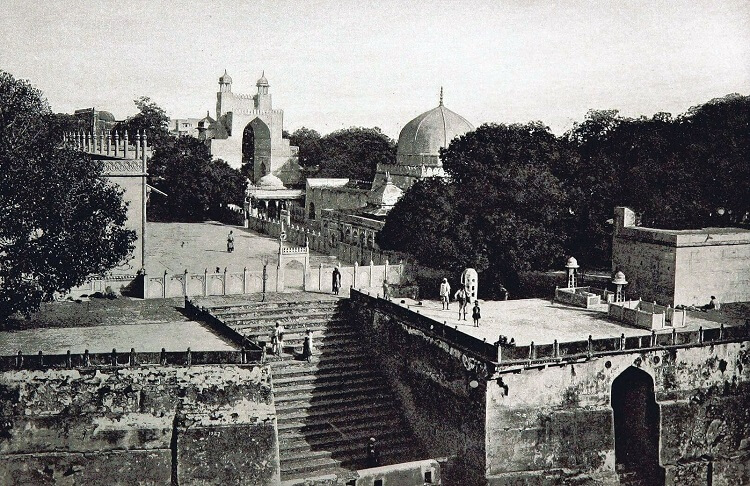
[203,268,208,296]
[183,269,188,297]
[162,270,168,298]
[353,261,359,289]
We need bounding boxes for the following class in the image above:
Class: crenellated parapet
[64,130,152,175]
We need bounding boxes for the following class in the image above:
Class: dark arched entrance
[243,118,271,183]
[611,367,665,485]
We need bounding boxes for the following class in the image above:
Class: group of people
[271,321,314,362]
[440,278,481,326]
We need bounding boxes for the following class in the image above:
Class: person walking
[302,329,314,363]
[332,267,342,295]
[227,230,234,253]
[454,287,467,320]
[440,278,451,310]
[472,300,481,327]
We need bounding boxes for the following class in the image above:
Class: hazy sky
[2,0,748,138]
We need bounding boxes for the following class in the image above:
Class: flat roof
[390,298,735,346]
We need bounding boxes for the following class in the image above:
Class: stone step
[277,413,403,441]
[276,397,396,422]
[280,443,416,479]
[280,428,410,457]
[223,309,345,324]
[273,368,378,388]
[276,407,401,435]
[231,318,350,333]
[208,299,342,313]
[275,383,391,411]
[240,327,358,344]
[267,349,369,367]
[271,358,373,379]
[280,432,413,465]
[274,382,392,405]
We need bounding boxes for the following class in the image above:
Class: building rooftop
[390,297,739,346]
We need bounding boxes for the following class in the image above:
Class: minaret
[219,69,232,93]
[216,70,233,118]
[255,71,272,111]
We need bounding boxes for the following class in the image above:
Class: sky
[1,0,748,138]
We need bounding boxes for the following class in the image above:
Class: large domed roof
[397,95,474,163]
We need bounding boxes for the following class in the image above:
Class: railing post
[319,263,323,292]
[15,351,23,369]
[186,347,192,366]
[553,339,559,358]
[620,333,626,351]
[529,341,535,362]
[719,323,724,340]
[353,261,359,288]
[123,131,129,158]
[243,267,248,294]
[587,335,593,358]
[671,327,677,345]
[650,330,657,347]
[369,260,374,288]
[223,267,228,295]
[160,348,167,366]
[38,350,44,368]
[111,348,117,367]
[183,269,189,297]
[384,258,389,283]
[83,349,90,367]
[66,350,72,369]
[162,270,168,298]
[113,131,119,157]
[699,326,704,344]
[203,268,208,296]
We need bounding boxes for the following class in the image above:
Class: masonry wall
[0,365,279,485]
[485,342,750,485]
[108,173,145,273]
[674,243,750,306]
[350,300,489,486]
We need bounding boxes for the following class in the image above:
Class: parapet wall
[0,364,280,485]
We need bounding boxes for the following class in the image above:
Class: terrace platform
[386,297,738,347]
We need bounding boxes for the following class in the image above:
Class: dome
[367,174,404,208]
[612,271,628,285]
[396,95,474,166]
[565,256,579,269]
[97,111,115,122]
[257,173,284,189]
[256,71,269,87]
[219,70,232,84]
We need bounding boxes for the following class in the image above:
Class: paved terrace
[380,296,741,347]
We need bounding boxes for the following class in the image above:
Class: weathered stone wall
[674,243,750,306]
[0,365,280,485]
[486,341,750,485]
[349,299,489,486]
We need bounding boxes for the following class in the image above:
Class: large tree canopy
[312,127,396,181]
[147,136,245,222]
[0,71,136,318]
[117,96,171,149]
[378,122,569,297]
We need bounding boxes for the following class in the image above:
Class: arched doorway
[611,367,665,484]
[243,118,272,183]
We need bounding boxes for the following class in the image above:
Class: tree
[147,137,245,222]
[117,96,170,149]
[315,127,396,181]
[289,127,323,169]
[380,122,568,297]
[0,71,136,318]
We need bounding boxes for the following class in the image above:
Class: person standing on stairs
[366,437,380,467]
[302,329,314,363]
[332,266,342,295]
[273,321,285,356]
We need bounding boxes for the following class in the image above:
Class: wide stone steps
[231,318,349,333]
[209,299,341,313]
[239,328,358,345]
[276,407,402,435]
[267,349,369,368]
[276,396,397,422]
[275,380,391,401]
[270,359,372,379]
[223,309,344,325]
[280,432,413,464]
[273,368,378,388]
[280,443,417,480]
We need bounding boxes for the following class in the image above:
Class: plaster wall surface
[0,364,279,485]
[107,173,144,273]
[674,243,750,306]
[486,341,750,485]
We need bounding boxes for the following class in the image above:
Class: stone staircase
[214,295,424,482]
[616,464,665,486]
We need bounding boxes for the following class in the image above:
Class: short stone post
[699,326,704,344]
[114,131,120,157]
[135,132,140,160]
[38,350,44,368]
[620,333,626,351]
[671,327,677,345]
[587,335,593,358]
[15,351,23,369]
[369,260,374,288]
[242,267,248,294]
[106,131,111,155]
[384,259,389,284]
[162,270,168,298]
[353,261,359,288]
[160,348,167,365]
[529,341,535,362]
[83,349,90,367]
[203,268,208,296]
[186,348,192,366]
[66,350,72,368]
[553,339,559,358]
[650,330,657,347]
[111,348,118,367]
[183,269,189,297]
[123,131,129,158]
[223,267,228,295]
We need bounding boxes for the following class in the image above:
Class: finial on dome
[439,87,443,106]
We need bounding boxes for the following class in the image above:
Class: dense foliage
[116,96,171,149]
[147,137,246,222]
[0,71,136,318]
[292,127,396,181]
[379,94,750,298]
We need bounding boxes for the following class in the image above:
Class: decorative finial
[439,87,443,106]
[262,70,265,77]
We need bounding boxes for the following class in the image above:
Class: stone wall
[0,365,279,485]
[486,342,750,485]
[348,295,490,486]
